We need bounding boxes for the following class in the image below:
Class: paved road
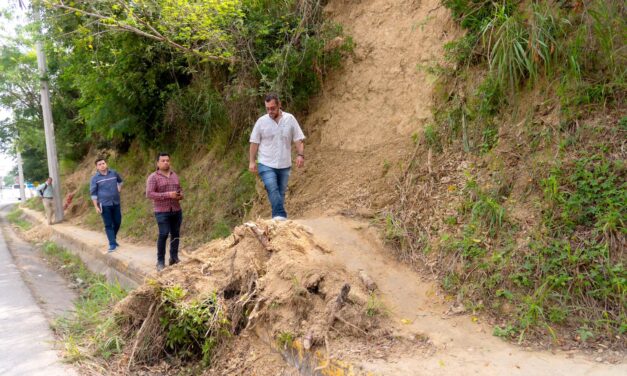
[0,205,76,376]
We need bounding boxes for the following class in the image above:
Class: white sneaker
[272,216,287,221]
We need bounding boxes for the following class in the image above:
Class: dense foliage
[0,0,350,178]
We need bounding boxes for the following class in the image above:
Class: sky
[0,1,29,179]
[0,107,15,178]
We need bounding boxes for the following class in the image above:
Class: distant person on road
[249,93,305,220]
[36,177,55,225]
[90,158,123,252]
[146,153,183,272]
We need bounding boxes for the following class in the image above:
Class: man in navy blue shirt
[90,158,123,252]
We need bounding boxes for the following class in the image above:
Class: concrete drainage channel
[20,209,142,289]
[17,207,363,375]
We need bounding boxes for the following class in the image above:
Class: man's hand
[94,204,102,214]
[249,161,258,173]
[296,155,305,168]
[176,192,184,201]
[167,191,179,199]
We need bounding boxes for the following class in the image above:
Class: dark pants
[101,204,122,246]
[155,210,182,264]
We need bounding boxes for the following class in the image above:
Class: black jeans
[155,210,182,264]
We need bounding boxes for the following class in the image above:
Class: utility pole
[33,6,63,222]
[16,151,26,202]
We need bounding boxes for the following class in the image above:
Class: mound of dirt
[115,220,426,374]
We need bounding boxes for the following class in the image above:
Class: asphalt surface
[0,204,77,376]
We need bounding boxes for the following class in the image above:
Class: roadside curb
[20,207,150,289]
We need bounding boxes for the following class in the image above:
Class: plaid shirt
[146,170,182,213]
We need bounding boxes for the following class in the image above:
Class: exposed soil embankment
[278,0,461,218]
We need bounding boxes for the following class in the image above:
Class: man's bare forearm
[296,140,304,155]
[249,143,259,163]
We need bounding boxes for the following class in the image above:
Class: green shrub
[159,286,230,366]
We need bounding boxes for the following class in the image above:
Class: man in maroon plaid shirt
[146,153,183,271]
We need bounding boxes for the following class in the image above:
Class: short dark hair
[156,152,170,161]
[264,93,280,104]
[95,157,106,165]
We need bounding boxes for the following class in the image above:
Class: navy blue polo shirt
[90,169,123,206]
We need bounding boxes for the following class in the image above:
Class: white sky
[0,1,29,178]
[0,108,15,177]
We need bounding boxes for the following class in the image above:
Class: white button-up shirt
[250,112,305,169]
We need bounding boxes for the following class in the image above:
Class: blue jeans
[155,210,182,264]
[101,204,121,247]
[258,163,291,218]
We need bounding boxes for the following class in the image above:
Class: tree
[42,0,242,62]
[0,34,49,182]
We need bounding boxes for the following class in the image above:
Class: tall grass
[480,3,563,91]
[482,7,531,90]
[42,242,128,362]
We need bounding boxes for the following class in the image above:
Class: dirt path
[297,217,626,375]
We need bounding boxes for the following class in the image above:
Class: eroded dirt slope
[282,0,461,217]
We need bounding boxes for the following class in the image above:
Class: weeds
[159,285,230,367]
[493,324,516,338]
[24,197,44,211]
[276,331,295,350]
[6,208,31,230]
[44,242,128,361]
[446,158,624,341]
[388,0,626,346]
[366,293,384,317]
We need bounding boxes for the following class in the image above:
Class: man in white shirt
[249,93,305,220]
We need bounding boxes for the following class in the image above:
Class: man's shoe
[108,245,117,252]
[272,216,287,221]
[169,258,180,266]
[156,262,165,272]
[115,241,120,247]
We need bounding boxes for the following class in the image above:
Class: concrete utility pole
[16,151,26,202]
[34,7,63,222]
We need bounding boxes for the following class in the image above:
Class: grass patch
[24,197,44,211]
[43,242,128,361]
[6,208,32,230]
[439,153,625,343]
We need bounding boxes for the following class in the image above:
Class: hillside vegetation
[386,0,625,345]
[1,0,352,246]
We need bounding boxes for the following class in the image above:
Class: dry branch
[244,222,274,251]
